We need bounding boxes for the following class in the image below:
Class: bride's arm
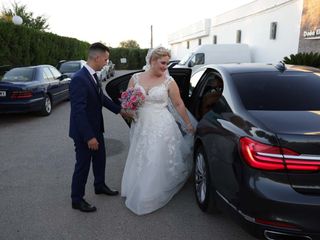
[168,80,194,133]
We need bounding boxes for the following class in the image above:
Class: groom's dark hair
[89,42,110,54]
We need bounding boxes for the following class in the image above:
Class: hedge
[0,21,148,69]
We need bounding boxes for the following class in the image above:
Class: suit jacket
[69,67,121,142]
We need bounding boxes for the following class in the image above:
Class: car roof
[202,63,320,74]
[61,60,86,64]
[11,65,53,70]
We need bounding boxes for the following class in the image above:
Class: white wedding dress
[121,73,193,215]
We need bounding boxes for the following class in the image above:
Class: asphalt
[0,70,256,240]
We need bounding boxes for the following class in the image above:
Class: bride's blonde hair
[148,46,171,63]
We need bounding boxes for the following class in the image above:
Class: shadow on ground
[105,138,125,157]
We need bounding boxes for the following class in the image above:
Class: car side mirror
[58,74,68,80]
[188,61,194,67]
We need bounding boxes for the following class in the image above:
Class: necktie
[93,73,101,92]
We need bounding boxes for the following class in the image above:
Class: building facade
[169,0,320,63]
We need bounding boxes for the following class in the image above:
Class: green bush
[110,48,148,70]
[283,52,320,68]
[0,21,148,70]
[0,21,89,66]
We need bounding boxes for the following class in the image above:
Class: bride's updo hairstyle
[149,47,171,63]
[144,46,171,71]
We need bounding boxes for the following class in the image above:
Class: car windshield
[1,68,35,82]
[233,71,320,111]
[59,62,81,73]
[178,53,193,65]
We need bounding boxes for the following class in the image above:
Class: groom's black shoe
[72,199,97,212]
[95,184,119,196]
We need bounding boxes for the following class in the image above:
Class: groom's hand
[120,109,134,119]
[87,137,99,150]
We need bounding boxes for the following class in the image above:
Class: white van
[174,44,251,72]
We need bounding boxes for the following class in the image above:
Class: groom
[69,42,128,212]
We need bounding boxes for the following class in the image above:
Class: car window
[193,53,204,65]
[233,71,320,110]
[59,62,81,73]
[49,66,61,79]
[189,70,205,97]
[43,67,55,81]
[197,72,229,118]
[2,68,35,82]
[178,53,193,65]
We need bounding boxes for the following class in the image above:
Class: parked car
[142,59,180,70]
[98,60,115,81]
[174,44,251,72]
[107,60,115,78]
[168,59,180,69]
[106,63,320,240]
[57,60,86,78]
[0,65,71,116]
[0,65,14,78]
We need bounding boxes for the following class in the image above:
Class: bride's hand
[186,123,195,134]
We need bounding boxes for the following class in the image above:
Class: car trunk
[249,110,320,195]
[0,82,25,101]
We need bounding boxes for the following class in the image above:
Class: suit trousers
[71,133,106,203]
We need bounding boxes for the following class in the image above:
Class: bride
[121,46,195,215]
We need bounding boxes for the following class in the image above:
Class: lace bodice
[132,73,173,108]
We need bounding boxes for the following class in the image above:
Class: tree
[0,1,49,31]
[119,40,140,48]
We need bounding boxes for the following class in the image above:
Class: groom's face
[96,51,109,71]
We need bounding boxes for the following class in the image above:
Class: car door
[42,67,61,103]
[49,66,70,101]
[106,68,192,121]
[191,68,241,202]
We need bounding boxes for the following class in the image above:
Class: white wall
[169,0,304,63]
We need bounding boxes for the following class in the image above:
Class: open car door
[105,68,192,125]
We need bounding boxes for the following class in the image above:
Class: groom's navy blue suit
[69,66,121,203]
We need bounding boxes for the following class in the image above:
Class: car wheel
[40,94,52,116]
[194,145,217,212]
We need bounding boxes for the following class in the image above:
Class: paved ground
[0,70,256,240]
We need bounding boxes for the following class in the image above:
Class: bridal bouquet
[120,87,145,122]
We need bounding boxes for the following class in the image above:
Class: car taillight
[285,158,320,171]
[255,218,299,230]
[240,137,320,172]
[11,91,33,99]
[240,137,287,170]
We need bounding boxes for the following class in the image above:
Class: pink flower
[119,87,145,122]
[130,96,137,102]
[121,91,128,98]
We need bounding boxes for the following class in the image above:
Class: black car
[106,64,320,240]
[168,59,180,69]
[0,65,70,116]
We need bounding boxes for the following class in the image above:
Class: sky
[2,0,254,48]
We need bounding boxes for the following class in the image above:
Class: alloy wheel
[45,96,52,114]
[195,152,207,204]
